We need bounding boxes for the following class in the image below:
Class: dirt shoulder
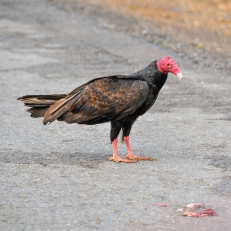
[56,0,231,70]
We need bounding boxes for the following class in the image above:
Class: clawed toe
[109,156,137,163]
[123,155,155,161]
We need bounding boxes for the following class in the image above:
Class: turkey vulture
[18,56,182,163]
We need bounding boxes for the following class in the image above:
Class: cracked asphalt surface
[0,0,231,230]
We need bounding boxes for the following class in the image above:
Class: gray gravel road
[0,0,231,230]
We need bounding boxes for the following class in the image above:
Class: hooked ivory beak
[177,73,182,80]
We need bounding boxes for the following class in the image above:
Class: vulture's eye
[167,63,172,68]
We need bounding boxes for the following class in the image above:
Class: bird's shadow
[0,150,110,168]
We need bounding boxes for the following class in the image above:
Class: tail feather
[17,94,66,106]
[18,94,66,118]
[26,107,49,118]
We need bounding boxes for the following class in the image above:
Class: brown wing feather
[43,93,81,124]
[57,77,149,124]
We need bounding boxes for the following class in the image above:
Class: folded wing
[43,76,149,125]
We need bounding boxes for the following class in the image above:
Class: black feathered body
[18,60,168,142]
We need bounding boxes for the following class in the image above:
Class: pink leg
[109,138,136,163]
[123,136,154,161]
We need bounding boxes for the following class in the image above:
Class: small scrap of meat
[152,203,167,207]
[181,203,216,217]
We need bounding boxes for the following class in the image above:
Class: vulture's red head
[157,56,182,79]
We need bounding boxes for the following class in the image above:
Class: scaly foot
[123,154,155,161]
[109,156,137,163]
[123,136,155,161]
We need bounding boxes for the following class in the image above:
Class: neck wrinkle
[157,60,166,74]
